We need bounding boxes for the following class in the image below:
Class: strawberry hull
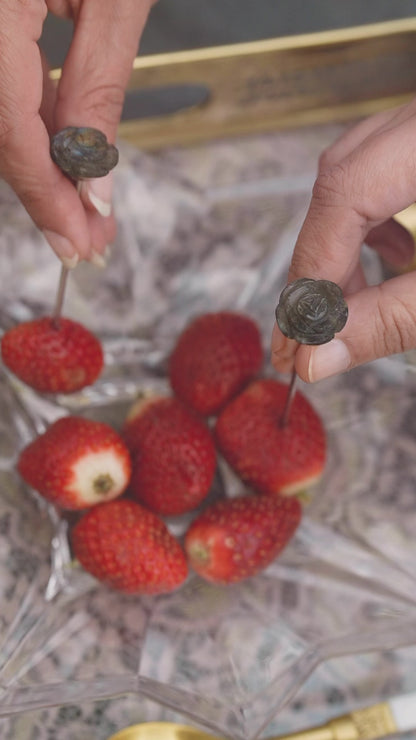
[215,378,326,496]
[17,416,132,510]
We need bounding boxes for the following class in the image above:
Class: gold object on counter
[107,700,398,740]
[282,701,397,740]
[52,18,416,150]
[393,204,416,273]
[395,205,416,243]
[107,722,218,740]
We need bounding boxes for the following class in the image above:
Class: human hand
[271,98,416,382]
[0,0,155,267]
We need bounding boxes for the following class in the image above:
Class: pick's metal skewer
[280,368,297,428]
[51,181,82,328]
[49,127,119,327]
[275,277,349,427]
[52,265,69,328]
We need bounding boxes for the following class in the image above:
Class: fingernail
[85,174,113,217]
[43,230,79,268]
[61,253,79,269]
[308,338,351,382]
[89,249,107,269]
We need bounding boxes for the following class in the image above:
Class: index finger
[289,113,416,287]
[53,0,155,240]
[55,0,154,138]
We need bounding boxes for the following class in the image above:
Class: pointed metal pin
[275,277,348,426]
[49,128,119,326]
[51,181,83,327]
[280,368,297,427]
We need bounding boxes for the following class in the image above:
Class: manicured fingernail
[85,174,113,217]
[308,338,351,382]
[61,253,79,269]
[43,230,79,268]
[89,249,107,269]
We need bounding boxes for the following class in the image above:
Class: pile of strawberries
[1,309,326,595]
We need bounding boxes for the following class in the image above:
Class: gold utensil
[107,688,416,740]
[108,723,218,740]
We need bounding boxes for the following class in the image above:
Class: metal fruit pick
[275,277,348,426]
[50,126,119,326]
[50,126,119,180]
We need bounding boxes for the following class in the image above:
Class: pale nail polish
[308,338,351,382]
[89,250,107,269]
[61,253,79,269]
[43,230,78,267]
[86,175,113,217]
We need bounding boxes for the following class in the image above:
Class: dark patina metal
[275,277,348,345]
[50,127,119,179]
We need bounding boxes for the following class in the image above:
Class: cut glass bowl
[1,141,416,739]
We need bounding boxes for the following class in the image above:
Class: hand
[0,0,155,267]
[271,98,416,382]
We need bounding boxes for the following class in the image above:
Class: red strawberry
[72,498,188,594]
[123,395,217,516]
[18,416,131,510]
[185,494,301,583]
[1,316,103,393]
[168,311,263,416]
[215,378,326,496]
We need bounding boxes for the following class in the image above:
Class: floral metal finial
[50,126,119,180]
[275,277,348,345]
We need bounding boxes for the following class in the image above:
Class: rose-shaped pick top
[275,277,348,345]
[50,126,119,180]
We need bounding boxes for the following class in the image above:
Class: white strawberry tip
[187,540,210,566]
[70,450,129,506]
[125,391,161,424]
[279,470,323,496]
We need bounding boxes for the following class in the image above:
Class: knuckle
[289,244,323,279]
[59,82,125,130]
[312,162,349,207]
[318,148,337,173]
[375,286,416,356]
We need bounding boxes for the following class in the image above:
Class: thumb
[294,273,416,383]
[2,118,92,265]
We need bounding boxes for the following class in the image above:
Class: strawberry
[215,378,326,496]
[1,316,103,393]
[18,416,131,510]
[168,311,263,416]
[185,494,301,583]
[72,498,188,593]
[122,395,217,516]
